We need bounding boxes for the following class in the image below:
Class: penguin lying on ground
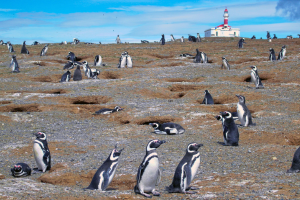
[201,90,214,104]
[215,111,239,146]
[11,163,31,177]
[250,66,264,89]
[166,142,203,194]
[10,55,20,73]
[85,144,124,190]
[236,94,255,127]
[287,147,300,173]
[134,139,166,198]
[33,132,51,172]
[94,106,123,115]
[149,122,185,135]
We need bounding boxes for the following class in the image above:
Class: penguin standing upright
[67,52,76,62]
[267,31,271,39]
[60,71,71,82]
[278,45,286,60]
[85,144,124,190]
[170,34,175,42]
[149,122,185,135]
[221,57,230,70]
[40,44,49,56]
[287,147,300,173]
[200,52,208,63]
[201,90,214,104]
[33,132,51,172]
[94,55,102,66]
[82,61,91,78]
[160,34,165,45]
[181,36,184,43]
[236,94,255,127]
[7,42,15,53]
[196,33,201,42]
[126,54,133,68]
[194,49,201,63]
[21,41,29,54]
[11,163,32,177]
[117,51,132,68]
[273,34,277,39]
[10,55,20,73]
[216,111,239,146]
[134,139,166,198]
[269,48,276,61]
[73,63,82,81]
[167,142,203,194]
[250,66,264,89]
[116,35,121,44]
[237,38,246,48]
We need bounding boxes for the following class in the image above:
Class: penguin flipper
[101,171,110,191]
[155,168,161,186]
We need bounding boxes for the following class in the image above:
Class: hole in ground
[133,116,181,125]
[0,104,41,112]
[244,75,270,82]
[69,96,111,105]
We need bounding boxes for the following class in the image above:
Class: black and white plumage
[237,38,246,48]
[66,52,76,62]
[250,66,264,89]
[149,122,185,135]
[0,40,3,45]
[166,142,203,194]
[221,57,230,70]
[277,45,286,60]
[273,34,277,39]
[196,33,201,42]
[170,34,175,42]
[141,40,149,43]
[82,61,100,79]
[215,111,239,146]
[201,90,214,104]
[33,132,51,172]
[269,48,276,61]
[180,36,184,43]
[11,163,32,177]
[287,147,300,173]
[10,55,20,73]
[117,51,132,68]
[194,49,201,63]
[160,34,165,45]
[116,35,121,44]
[73,64,82,81]
[180,53,193,57]
[267,31,271,39]
[7,42,15,53]
[94,106,123,115]
[134,139,166,198]
[71,38,80,45]
[21,41,29,54]
[60,71,71,82]
[94,55,102,66]
[188,34,197,42]
[251,35,256,39]
[85,144,124,190]
[236,94,255,127]
[63,61,75,70]
[32,41,40,45]
[40,44,49,56]
[287,35,293,39]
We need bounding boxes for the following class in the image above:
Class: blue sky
[0,0,299,44]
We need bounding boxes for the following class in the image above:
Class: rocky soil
[0,37,300,199]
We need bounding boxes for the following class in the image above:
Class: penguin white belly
[108,163,118,185]
[33,143,45,171]
[282,49,286,57]
[140,157,159,192]
[250,71,256,83]
[120,56,126,68]
[237,103,245,124]
[190,154,200,181]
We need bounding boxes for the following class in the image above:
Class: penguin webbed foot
[217,142,226,146]
[187,186,198,190]
[152,190,160,196]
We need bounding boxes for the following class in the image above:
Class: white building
[205,8,240,37]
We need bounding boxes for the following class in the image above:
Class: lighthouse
[204,8,240,37]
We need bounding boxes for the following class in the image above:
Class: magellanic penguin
[236,94,255,127]
[160,34,165,45]
[196,33,201,42]
[116,35,121,44]
[216,111,239,146]
[94,106,123,115]
[117,51,132,68]
[33,132,51,172]
[267,31,271,39]
[287,147,300,173]
[269,48,276,61]
[200,52,208,63]
[181,36,184,43]
[11,163,32,177]
[149,122,185,135]
[21,41,29,54]
[201,90,214,105]
[237,38,246,48]
[250,66,264,89]
[194,49,201,63]
[63,61,75,70]
[85,144,124,190]
[10,55,20,73]
[273,34,277,39]
[277,45,286,60]
[221,57,230,70]
[166,142,203,194]
[134,139,166,198]
[73,63,82,81]
[94,55,102,66]
[7,42,15,53]
[40,44,49,56]
[60,71,71,82]
[67,52,76,62]
[170,34,175,42]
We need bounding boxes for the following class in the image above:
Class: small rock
[273,157,278,160]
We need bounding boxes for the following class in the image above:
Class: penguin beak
[196,143,204,149]
[117,148,124,153]
[235,94,240,98]
[215,115,221,121]
[159,140,166,144]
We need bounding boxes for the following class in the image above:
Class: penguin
[94,106,123,115]
[237,38,246,48]
[11,163,32,177]
[188,34,197,42]
[180,36,184,43]
[126,54,133,68]
[160,34,165,45]
[287,147,300,173]
[200,52,208,63]
[73,64,82,81]
[141,40,149,43]
[236,94,255,127]
[267,31,271,39]
[60,71,71,82]
[67,52,76,62]
[201,90,214,104]
[194,49,201,63]
[250,66,264,89]
[269,48,276,61]
[216,111,239,146]
[63,61,75,70]
[10,55,20,73]
[40,44,49,56]
[166,142,203,194]
[0,40,3,45]
[118,52,127,68]
[170,34,175,42]
[268,38,272,42]
[7,42,15,53]
[90,68,100,79]
[221,57,230,70]
[273,34,277,39]
[134,139,166,198]
[72,38,80,44]
[196,33,201,42]
[251,35,256,39]
[21,41,29,54]
[149,122,185,135]
[277,45,286,61]
[116,35,121,44]
[180,53,193,57]
[94,55,102,66]
[82,61,92,78]
[32,41,40,45]
[33,132,51,172]
[85,144,124,190]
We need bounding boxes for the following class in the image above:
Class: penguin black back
[73,64,82,81]
[21,41,29,54]
[287,147,300,173]
[202,90,214,104]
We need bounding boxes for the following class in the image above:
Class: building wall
[205,28,240,37]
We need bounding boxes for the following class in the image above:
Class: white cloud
[0,8,17,12]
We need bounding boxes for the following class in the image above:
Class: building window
[216,32,218,36]
[234,32,236,36]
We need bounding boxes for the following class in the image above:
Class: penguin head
[109,144,124,161]
[215,115,222,121]
[114,106,123,112]
[250,65,257,71]
[204,90,209,94]
[33,132,47,140]
[222,57,225,60]
[149,122,160,129]
[146,139,166,152]
[82,61,88,66]
[13,164,23,172]
[187,143,203,154]
[236,94,245,104]
[23,41,26,45]
[220,111,232,119]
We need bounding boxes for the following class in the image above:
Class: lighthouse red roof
[225,8,228,12]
